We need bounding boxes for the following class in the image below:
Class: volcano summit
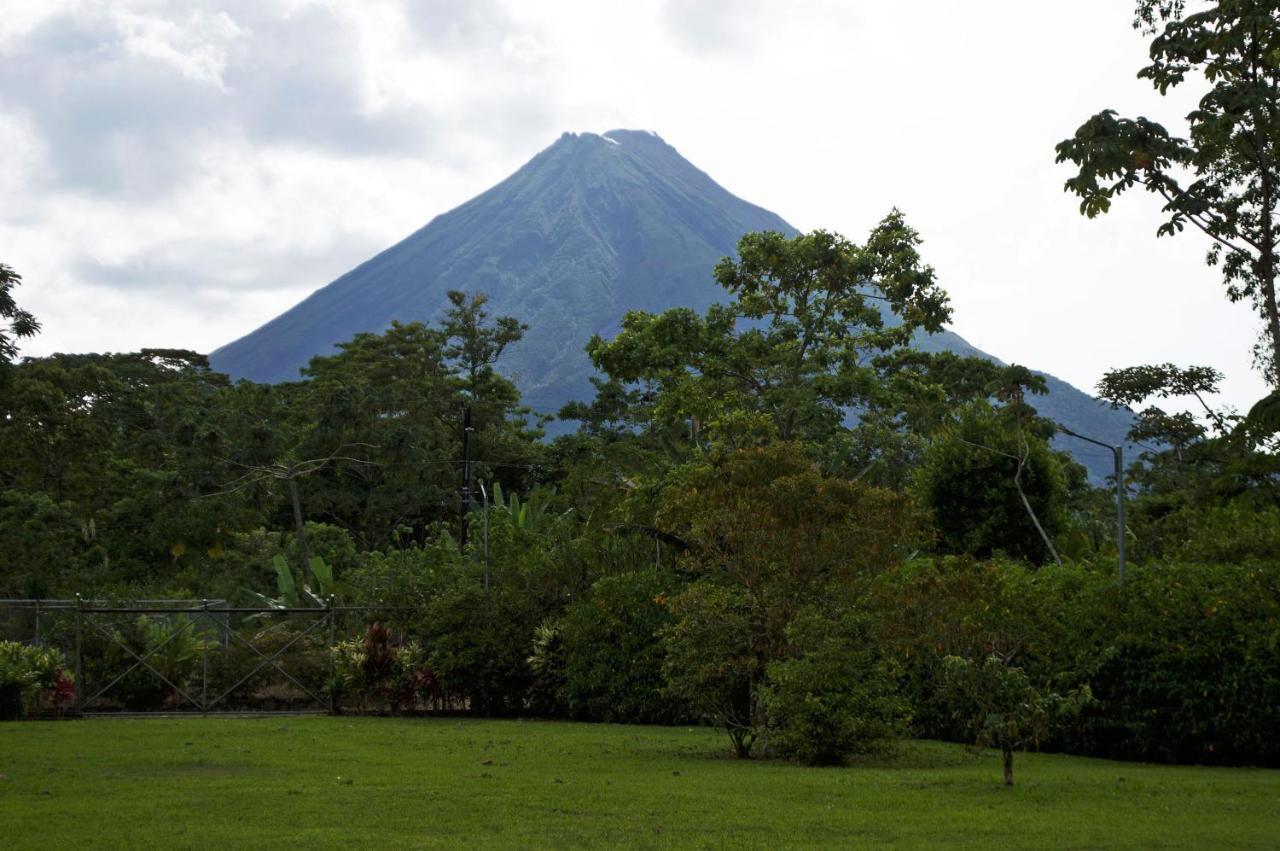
[210,129,1132,480]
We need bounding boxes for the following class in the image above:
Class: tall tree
[443,290,527,403]
[0,350,250,587]
[291,311,541,550]
[0,263,39,363]
[439,291,543,536]
[1094,361,1280,549]
[1098,363,1231,451]
[289,322,457,550]
[1056,0,1280,385]
[656,442,922,755]
[916,367,1075,566]
[586,212,951,452]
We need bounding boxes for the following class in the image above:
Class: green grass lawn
[1,717,1277,849]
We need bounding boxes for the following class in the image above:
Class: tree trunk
[287,475,312,587]
[1003,747,1015,786]
[730,728,754,759]
[1255,129,1279,387]
[1259,243,1280,387]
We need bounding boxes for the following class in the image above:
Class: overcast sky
[1,0,1268,416]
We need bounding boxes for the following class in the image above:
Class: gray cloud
[72,233,379,295]
[0,3,443,199]
[0,0,570,350]
[661,0,768,52]
[402,0,515,49]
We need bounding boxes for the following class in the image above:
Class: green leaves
[247,554,333,609]
[1097,362,1231,447]
[442,290,528,403]
[0,262,39,363]
[659,581,759,757]
[1055,111,1192,219]
[762,609,908,765]
[943,651,1093,784]
[308,556,333,592]
[916,401,1071,565]
[273,554,297,603]
[1097,363,1224,407]
[1058,2,1280,386]
[587,216,952,448]
[1238,388,1280,444]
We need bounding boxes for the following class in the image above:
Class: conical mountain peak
[210,129,791,408]
[209,129,1133,480]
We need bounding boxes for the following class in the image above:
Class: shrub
[660,582,759,757]
[1158,503,1280,565]
[333,622,435,713]
[0,641,74,719]
[870,556,1023,741]
[655,443,923,757]
[1070,562,1280,764]
[345,539,460,623]
[419,578,542,716]
[525,622,567,716]
[942,652,1092,785]
[915,403,1069,565]
[558,570,688,725]
[874,557,1280,766]
[762,610,907,765]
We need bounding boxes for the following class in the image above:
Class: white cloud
[113,7,245,90]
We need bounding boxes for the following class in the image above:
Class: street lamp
[476,481,490,591]
[1056,425,1126,584]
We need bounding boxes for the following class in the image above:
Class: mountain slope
[211,129,1134,481]
[911,329,1133,478]
[212,130,791,409]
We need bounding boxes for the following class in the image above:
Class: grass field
[1,717,1277,848]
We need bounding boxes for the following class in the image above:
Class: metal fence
[1,598,402,716]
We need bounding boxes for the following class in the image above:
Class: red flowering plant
[332,624,435,714]
[0,641,75,719]
[51,670,77,710]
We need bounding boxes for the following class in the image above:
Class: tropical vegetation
[0,2,1278,807]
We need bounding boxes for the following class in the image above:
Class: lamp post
[477,481,490,591]
[1056,425,1126,584]
[459,405,473,549]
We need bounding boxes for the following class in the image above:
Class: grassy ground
[1,717,1277,849]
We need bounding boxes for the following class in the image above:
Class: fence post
[74,594,84,714]
[328,596,337,715]
[201,599,209,715]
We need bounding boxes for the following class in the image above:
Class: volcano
[210,129,1133,480]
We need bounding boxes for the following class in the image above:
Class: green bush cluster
[914,402,1070,565]
[762,611,908,765]
[333,624,434,713]
[324,443,1272,771]
[342,508,683,722]
[0,640,74,719]
[557,571,689,725]
[8,493,1275,769]
[1145,503,1280,565]
[874,558,1280,766]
